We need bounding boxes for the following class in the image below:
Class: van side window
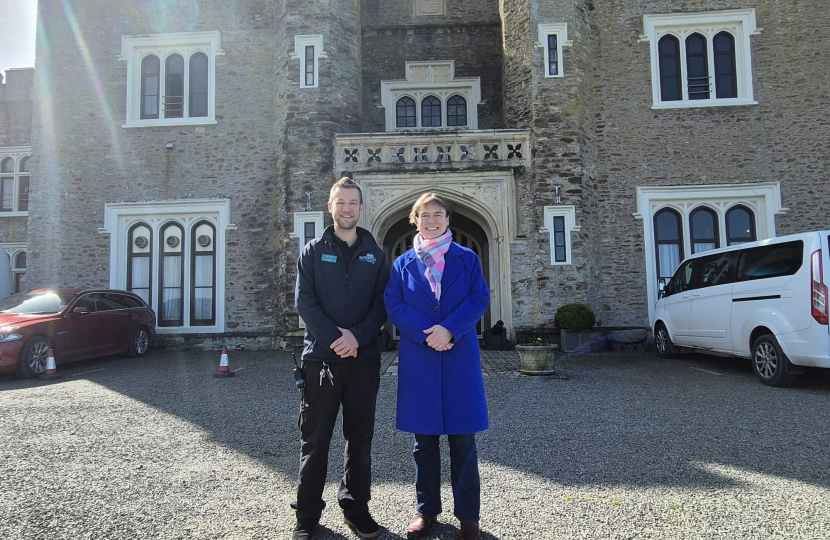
[697,252,738,288]
[667,259,698,295]
[736,240,803,281]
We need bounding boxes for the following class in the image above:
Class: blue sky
[0,0,38,77]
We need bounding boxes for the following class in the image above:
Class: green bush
[554,303,596,332]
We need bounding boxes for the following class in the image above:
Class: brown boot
[458,521,480,540]
[406,516,435,540]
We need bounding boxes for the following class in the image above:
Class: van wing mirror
[658,278,669,298]
[72,306,91,315]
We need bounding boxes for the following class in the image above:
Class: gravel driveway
[1,349,829,540]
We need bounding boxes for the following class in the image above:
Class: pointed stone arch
[355,171,516,339]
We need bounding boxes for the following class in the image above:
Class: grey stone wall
[28,0,281,336]
[0,68,33,245]
[361,24,503,132]
[361,0,500,29]
[272,0,363,339]
[0,68,33,147]
[589,0,830,327]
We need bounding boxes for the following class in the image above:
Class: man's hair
[409,192,452,225]
[329,177,363,204]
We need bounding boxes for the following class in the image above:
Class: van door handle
[692,292,700,297]
[682,293,691,298]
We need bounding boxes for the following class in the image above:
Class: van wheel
[752,335,797,387]
[654,324,676,359]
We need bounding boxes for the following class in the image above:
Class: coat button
[433,305,439,312]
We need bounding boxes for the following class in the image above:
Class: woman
[384,193,490,540]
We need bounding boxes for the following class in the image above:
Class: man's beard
[335,215,357,229]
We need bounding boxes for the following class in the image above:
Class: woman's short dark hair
[409,192,452,225]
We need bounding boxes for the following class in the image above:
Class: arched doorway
[383,211,491,340]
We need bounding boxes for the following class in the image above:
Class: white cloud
[0,0,38,77]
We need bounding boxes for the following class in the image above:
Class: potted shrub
[555,303,605,352]
[515,337,560,375]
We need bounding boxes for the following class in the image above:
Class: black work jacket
[295,226,390,363]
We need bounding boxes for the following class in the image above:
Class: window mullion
[707,33,716,100]
[183,53,190,118]
[679,34,689,101]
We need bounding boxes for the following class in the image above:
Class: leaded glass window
[421,95,441,127]
[396,97,416,128]
[447,95,467,127]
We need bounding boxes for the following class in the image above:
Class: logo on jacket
[359,253,377,264]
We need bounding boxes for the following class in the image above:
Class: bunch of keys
[319,362,334,386]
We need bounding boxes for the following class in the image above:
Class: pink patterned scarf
[413,230,452,301]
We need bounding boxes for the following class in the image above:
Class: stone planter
[560,329,607,352]
[515,344,559,375]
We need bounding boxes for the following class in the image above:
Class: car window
[73,294,98,312]
[98,293,128,311]
[736,240,803,281]
[117,294,145,309]
[696,251,738,288]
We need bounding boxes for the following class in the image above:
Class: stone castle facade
[1,0,828,348]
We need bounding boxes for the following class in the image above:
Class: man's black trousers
[292,359,381,522]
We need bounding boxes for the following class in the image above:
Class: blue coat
[384,242,490,435]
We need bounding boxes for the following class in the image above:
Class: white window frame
[381,61,481,131]
[290,211,324,254]
[641,9,759,109]
[290,211,324,328]
[541,205,578,265]
[1,244,26,293]
[536,23,571,78]
[119,31,223,128]
[101,199,234,333]
[0,147,32,216]
[291,35,325,89]
[635,182,787,326]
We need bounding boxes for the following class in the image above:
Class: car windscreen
[0,292,76,314]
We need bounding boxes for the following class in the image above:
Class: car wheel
[654,323,676,359]
[127,327,150,358]
[17,336,51,379]
[752,334,797,387]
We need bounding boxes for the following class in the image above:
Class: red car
[0,289,156,378]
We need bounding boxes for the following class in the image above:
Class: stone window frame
[635,182,785,326]
[290,211,325,255]
[381,61,481,131]
[0,147,32,216]
[290,35,326,89]
[536,23,571,78]
[101,199,234,334]
[290,211,325,329]
[1,244,26,293]
[120,31,223,128]
[541,205,579,265]
[641,9,759,109]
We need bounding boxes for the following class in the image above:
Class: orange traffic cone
[213,346,235,378]
[39,349,63,380]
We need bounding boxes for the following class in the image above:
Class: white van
[653,231,829,386]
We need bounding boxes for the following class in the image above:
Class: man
[292,177,390,540]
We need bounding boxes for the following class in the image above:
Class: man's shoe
[406,515,435,540]
[458,521,480,540]
[291,520,319,540]
[343,511,381,539]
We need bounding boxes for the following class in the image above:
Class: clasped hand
[331,327,358,358]
[424,325,453,352]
